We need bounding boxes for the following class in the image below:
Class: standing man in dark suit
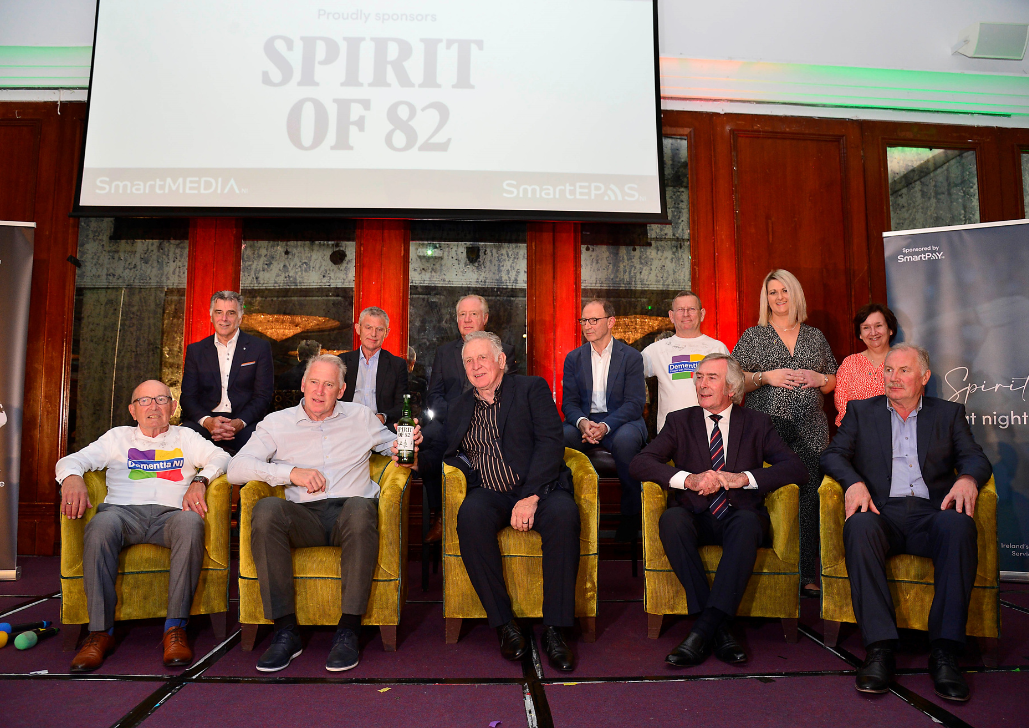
[562,299,647,540]
[420,294,514,542]
[340,306,409,430]
[821,343,991,701]
[446,331,580,672]
[180,291,274,455]
[630,353,807,667]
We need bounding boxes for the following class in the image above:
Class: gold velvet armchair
[238,454,411,651]
[60,471,231,650]
[819,475,999,664]
[642,481,801,642]
[443,448,599,642]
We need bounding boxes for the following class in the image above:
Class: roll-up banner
[884,219,1029,581]
[0,222,35,580]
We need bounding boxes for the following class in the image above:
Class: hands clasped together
[204,416,245,442]
[683,470,750,496]
[763,368,824,390]
[289,420,423,494]
[577,418,609,445]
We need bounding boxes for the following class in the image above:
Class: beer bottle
[396,394,416,465]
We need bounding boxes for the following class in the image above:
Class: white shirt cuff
[669,471,691,490]
[743,471,758,489]
[575,417,587,428]
[199,416,210,427]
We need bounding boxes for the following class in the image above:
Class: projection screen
[75,0,664,220]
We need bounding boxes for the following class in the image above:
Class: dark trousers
[456,486,580,628]
[181,415,256,456]
[83,504,205,631]
[563,416,645,516]
[417,419,448,512]
[658,504,770,617]
[844,496,977,646]
[250,497,379,620]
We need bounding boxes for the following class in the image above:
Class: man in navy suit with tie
[179,291,274,455]
[561,300,647,540]
[630,353,807,667]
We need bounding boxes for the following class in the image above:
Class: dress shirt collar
[360,348,381,365]
[704,403,734,426]
[473,373,506,404]
[214,328,240,349]
[886,396,923,418]
[295,399,347,424]
[590,336,614,360]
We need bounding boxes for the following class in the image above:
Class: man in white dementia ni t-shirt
[642,290,730,433]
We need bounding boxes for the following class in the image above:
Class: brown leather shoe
[70,631,116,673]
[425,514,443,544]
[162,626,193,668]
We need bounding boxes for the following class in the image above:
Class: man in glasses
[562,299,647,541]
[56,380,230,673]
[641,291,729,434]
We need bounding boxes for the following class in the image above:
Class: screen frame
[71,0,667,222]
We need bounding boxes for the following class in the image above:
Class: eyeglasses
[132,395,173,406]
[673,307,700,316]
[578,317,607,326]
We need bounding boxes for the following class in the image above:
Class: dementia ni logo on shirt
[127,448,186,481]
[669,354,705,381]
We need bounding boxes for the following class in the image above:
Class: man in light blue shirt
[888,398,931,500]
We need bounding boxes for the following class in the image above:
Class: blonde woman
[732,270,837,598]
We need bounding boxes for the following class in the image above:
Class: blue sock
[164,618,187,632]
[106,628,114,636]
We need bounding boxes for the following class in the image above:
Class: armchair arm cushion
[765,483,799,565]
[374,456,411,581]
[204,475,231,570]
[974,477,997,585]
[818,476,846,575]
[564,448,599,553]
[239,480,284,579]
[60,470,108,578]
[443,464,468,555]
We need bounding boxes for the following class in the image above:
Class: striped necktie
[708,414,730,519]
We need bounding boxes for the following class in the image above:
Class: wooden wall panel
[353,219,411,357]
[0,102,86,555]
[996,128,1029,220]
[184,217,243,346]
[526,222,580,410]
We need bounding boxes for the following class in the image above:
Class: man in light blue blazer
[562,299,647,539]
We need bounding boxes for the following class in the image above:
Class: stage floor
[2,555,1027,727]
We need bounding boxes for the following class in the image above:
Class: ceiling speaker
[953,22,1028,60]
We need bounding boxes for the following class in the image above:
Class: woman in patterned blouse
[732,269,837,597]
[834,303,897,427]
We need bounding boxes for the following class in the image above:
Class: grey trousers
[250,497,380,620]
[83,503,205,632]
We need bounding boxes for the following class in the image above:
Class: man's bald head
[128,380,176,436]
[130,380,172,403]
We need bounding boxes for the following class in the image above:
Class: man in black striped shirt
[445,331,581,672]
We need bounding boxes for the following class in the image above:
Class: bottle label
[396,425,415,453]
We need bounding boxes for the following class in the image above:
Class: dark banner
[884,219,1029,580]
[0,223,35,579]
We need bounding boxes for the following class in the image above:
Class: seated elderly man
[56,380,230,672]
[445,331,581,672]
[630,354,806,667]
[821,343,992,701]
[227,354,419,673]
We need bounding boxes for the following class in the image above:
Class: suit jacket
[180,331,274,427]
[426,336,515,424]
[629,404,807,513]
[444,374,572,500]
[820,395,992,510]
[561,339,647,439]
[340,348,409,427]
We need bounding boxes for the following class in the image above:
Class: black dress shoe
[855,645,895,693]
[712,625,747,665]
[665,631,711,667]
[800,586,822,599]
[542,626,575,672]
[497,621,528,662]
[256,628,303,673]
[929,647,970,702]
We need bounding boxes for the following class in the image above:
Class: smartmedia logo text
[501,181,640,202]
[95,177,242,194]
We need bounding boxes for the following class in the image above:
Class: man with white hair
[445,331,581,672]
[228,354,420,674]
[822,343,991,701]
[56,379,230,672]
[341,306,409,428]
[630,353,806,667]
[180,291,274,455]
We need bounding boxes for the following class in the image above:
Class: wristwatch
[191,475,209,487]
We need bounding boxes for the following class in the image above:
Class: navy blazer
[629,404,807,513]
[426,336,515,424]
[444,374,572,500]
[821,395,992,510]
[179,331,274,427]
[561,339,647,438]
[340,348,409,427]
